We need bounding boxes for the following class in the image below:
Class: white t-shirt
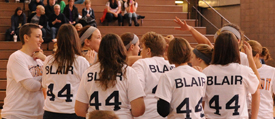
[106,1,121,13]
[240,52,249,66]
[1,50,44,119]
[132,56,174,119]
[124,2,138,14]
[155,65,206,119]
[42,55,89,113]
[257,64,275,119]
[76,62,145,119]
[202,63,259,119]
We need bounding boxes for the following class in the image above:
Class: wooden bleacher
[0,0,213,109]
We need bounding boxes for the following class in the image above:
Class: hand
[174,16,192,32]
[33,49,46,61]
[73,21,76,24]
[114,13,118,17]
[84,50,96,65]
[10,31,14,35]
[164,35,174,44]
[243,41,253,58]
[39,25,43,29]
[193,66,203,72]
[69,21,72,24]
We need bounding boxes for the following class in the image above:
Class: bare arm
[174,17,213,48]
[130,97,145,117]
[75,100,89,117]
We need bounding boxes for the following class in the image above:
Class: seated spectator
[27,5,48,41]
[88,110,119,119]
[124,0,139,26]
[45,0,56,18]
[49,4,68,40]
[56,0,66,13]
[29,0,44,13]
[75,23,83,33]
[5,7,26,41]
[63,0,79,25]
[80,0,96,27]
[106,0,123,26]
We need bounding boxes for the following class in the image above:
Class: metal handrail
[185,0,250,40]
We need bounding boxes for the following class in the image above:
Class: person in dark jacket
[49,4,68,40]
[29,0,44,13]
[63,0,78,25]
[45,0,56,18]
[5,7,26,41]
[80,0,97,27]
[27,5,48,42]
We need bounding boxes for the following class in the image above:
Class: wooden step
[74,4,183,13]
[87,0,175,5]
[0,80,6,90]
[0,91,5,101]
[0,42,48,50]
[0,2,25,9]
[0,33,5,41]
[98,26,206,35]
[0,70,5,79]
[141,19,196,27]
[0,50,53,60]
[0,60,8,70]
[0,9,29,17]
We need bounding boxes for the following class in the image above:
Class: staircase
[0,0,214,108]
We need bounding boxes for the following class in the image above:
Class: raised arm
[174,17,213,48]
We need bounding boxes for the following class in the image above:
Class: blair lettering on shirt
[175,77,205,88]
[45,65,74,75]
[149,64,174,73]
[87,72,123,82]
[207,75,242,85]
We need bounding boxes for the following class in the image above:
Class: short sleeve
[135,2,138,8]
[118,1,121,7]
[78,56,90,80]
[124,2,127,8]
[272,70,275,94]
[75,70,90,104]
[155,74,172,103]
[132,60,146,90]
[127,68,146,102]
[106,2,110,7]
[243,66,259,94]
[42,56,50,88]
[9,54,34,83]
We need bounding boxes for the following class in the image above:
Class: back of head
[54,24,81,74]
[98,33,127,90]
[194,44,213,65]
[248,40,272,61]
[88,110,119,119]
[167,37,191,65]
[121,32,137,50]
[19,23,40,45]
[212,31,240,65]
[140,32,166,57]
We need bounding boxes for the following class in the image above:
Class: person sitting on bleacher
[29,0,44,13]
[80,0,97,27]
[63,0,79,25]
[106,0,123,26]
[124,0,139,26]
[45,0,56,18]
[49,4,68,41]
[5,7,26,41]
[27,5,49,42]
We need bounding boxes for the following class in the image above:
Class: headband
[214,26,241,40]
[125,34,139,50]
[80,26,97,44]
[193,48,211,64]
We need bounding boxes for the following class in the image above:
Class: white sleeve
[127,68,146,102]
[135,2,138,8]
[124,2,127,8]
[20,78,42,91]
[42,56,50,88]
[106,2,109,7]
[79,57,90,80]
[132,60,146,90]
[118,1,121,7]
[76,70,90,104]
[244,66,259,94]
[155,74,172,103]
[9,54,34,83]
[272,70,275,94]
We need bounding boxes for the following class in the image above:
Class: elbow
[75,107,87,117]
[75,100,88,117]
[131,105,145,117]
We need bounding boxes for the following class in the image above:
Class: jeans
[125,12,138,19]
[106,13,123,23]
[50,27,58,40]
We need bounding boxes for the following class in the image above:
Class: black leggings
[43,110,85,119]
